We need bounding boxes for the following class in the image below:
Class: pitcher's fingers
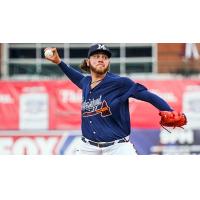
[45,55,54,61]
[51,48,57,52]
[44,47,52,52]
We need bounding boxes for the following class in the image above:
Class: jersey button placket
[88,90,96,135]
[89,120,96,134]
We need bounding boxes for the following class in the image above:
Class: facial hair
[89,61,109,75]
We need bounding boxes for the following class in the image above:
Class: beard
[89,61,110,75]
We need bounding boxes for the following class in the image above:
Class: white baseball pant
[75,137,137,155]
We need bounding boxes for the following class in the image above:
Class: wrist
[55,58,61,65]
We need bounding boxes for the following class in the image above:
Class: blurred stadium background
[0,43,200,155]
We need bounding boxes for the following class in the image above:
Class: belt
[81,136,129,148]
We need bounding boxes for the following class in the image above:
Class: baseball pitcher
[45,44,187,155]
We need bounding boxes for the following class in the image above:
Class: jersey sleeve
[119,77,146,101]
[134,90,173,111]
[120,77,173,111]
[58,61,85,89]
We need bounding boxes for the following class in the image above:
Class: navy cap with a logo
[87,44,112,58]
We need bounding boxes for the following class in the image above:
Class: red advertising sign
[0,79,199,130]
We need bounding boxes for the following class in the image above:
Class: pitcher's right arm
[44,48,85,89]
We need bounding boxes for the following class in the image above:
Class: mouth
[97,64,104,67]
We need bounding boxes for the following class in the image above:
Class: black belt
[81,137,129,148]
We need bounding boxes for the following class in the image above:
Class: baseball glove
[159,111,187,131]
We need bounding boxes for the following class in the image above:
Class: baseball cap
[87,43,112,58]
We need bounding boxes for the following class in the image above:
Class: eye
[103,55,108,60]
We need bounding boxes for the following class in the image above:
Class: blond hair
[79,58,90,72]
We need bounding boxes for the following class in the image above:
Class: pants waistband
[81,136,129,148]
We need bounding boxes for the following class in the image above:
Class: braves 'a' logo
[82,100,112,117]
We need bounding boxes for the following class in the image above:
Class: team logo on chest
[82,95,112,117]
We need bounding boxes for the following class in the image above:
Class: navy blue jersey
[59,61,173,142]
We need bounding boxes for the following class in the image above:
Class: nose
[97,56,104,62]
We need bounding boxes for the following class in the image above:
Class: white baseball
[44,49,53,58]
